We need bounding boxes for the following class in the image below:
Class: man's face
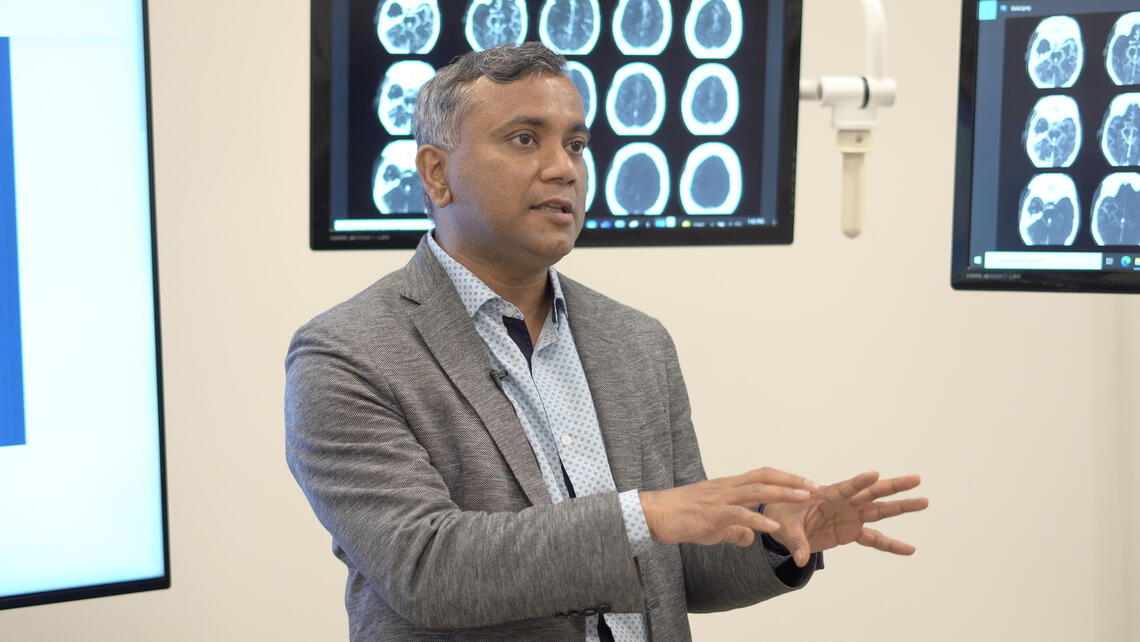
[435,72,589,272]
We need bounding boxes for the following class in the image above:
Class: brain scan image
[465,0,528,51]
[1091,173,1140,245]
[1107,12,1140,86]
[373,140,426,215]
[1018,174,1080,246]
[583,147,597,211]
[377,61,436,136]
[612,0,672,56]
[539,0,601,55]
[376,0,441,54]
[684,0,742,59]
[1026,16,1084,89]
[1022,96,1082,168]
[680,64,739,136]
[679,143,742,214]
[605,142,670,215]
[1100,94,1140,166]
[565,62,597,128]
[605,63,666,136]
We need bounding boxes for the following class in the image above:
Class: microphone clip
[490,369,509,390]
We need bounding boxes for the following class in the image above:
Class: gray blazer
[285,238,815,641]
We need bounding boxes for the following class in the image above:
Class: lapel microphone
[490,369,509,391]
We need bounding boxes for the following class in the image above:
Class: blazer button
[597,603,612,614]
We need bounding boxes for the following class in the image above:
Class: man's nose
[540,144,578,183]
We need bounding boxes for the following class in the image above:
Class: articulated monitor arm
[799,0,898,238]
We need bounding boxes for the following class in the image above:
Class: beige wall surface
[3,1,1138,640]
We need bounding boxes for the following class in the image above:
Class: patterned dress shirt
[427,234,650,641]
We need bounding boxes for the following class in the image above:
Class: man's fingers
[714,507,775,546]
[729,467,819,492]
[725,525,756,548]
[728,483,811,507]
[855,527,917,555]
[786,530,812,567]
[819,470,880,504]
[851,474,923,506]
[646,471,820,546]
[725,505,781,533]
[858,497,929,523]
[762,520,810,567]
[880,474,922,495]
[793,546,812,568]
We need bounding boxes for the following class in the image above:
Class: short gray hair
[413,42,569,213]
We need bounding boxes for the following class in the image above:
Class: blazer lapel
[402,239,552,507]
[561,278,645,494]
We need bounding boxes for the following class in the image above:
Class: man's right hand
[639,468,818,547]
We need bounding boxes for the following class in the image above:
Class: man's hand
[639,468,818,548]
[763,471,929,567]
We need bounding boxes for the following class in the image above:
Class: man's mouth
[533,198,573,214]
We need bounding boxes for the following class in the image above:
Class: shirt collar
[426,232,566,324]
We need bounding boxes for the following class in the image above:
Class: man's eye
[568,140,586,153]
[516,133,534,145]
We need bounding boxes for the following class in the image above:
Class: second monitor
[311,0,803,249]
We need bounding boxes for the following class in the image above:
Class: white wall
[2,1,1138,640]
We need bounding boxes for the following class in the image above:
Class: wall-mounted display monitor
[954,0,1140,292]
[311,0,803,249]
[0,0,169,610]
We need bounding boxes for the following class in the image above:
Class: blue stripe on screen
[0,37,26,449]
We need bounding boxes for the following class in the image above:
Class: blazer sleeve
[283,320,646,629]
[653,323,819,613]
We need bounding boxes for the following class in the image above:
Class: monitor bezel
[310,0,803,250]
[0,0,171,610]
[951,0,1140,293]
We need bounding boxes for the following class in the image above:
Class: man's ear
[415,144,452,209]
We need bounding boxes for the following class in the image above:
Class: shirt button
[561,434,573,446]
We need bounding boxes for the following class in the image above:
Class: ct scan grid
[337,0,771,236]
[997,10,1140,255]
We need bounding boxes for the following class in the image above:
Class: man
[285,42,926,641]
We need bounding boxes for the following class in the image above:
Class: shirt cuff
[619,489,654,557]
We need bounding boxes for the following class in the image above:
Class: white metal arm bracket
[800,0,898,238]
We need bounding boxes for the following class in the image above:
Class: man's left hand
[762,472,929,567]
